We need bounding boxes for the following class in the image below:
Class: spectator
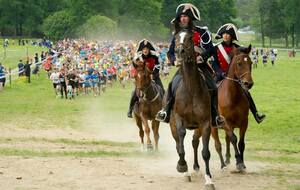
[18,59,24,76]
[270,51,276,66]
[0,63,6,88]
[262,53,268,67]
[24,60,32,83]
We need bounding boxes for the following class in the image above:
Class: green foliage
[77,15,117,40]
[42,10,76,41]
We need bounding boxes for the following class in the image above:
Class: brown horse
[169,29,214,188]
[133,60,163,151]
[211,45,253,171]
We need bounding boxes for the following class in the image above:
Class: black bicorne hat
[215,23,238,41]
[171,3,200,24]
[136,39,156,52]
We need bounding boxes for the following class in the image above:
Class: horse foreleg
[238,123,248,170]
[135,115,144,151]
[170,116,179,152]
[226,129,243,170]
[142,117,152,151]
[175,116,187,173]
[211,127,226,169]
[192,128,201,171]
[201,123,214,186]
[151,120,160,151]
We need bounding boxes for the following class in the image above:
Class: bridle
[225,54,252,91]
[135,67,160,102]
[176,30,195,64]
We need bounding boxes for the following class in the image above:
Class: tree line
[237,0,300,48]
[0,0,299,48]
[0,0,236,41]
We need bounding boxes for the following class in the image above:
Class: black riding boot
[127,89,138,118]
[155,81,173,123]
[210,89,225,127]
[154,77,165,95]
[201,65,225,128]
[244,90,266,124]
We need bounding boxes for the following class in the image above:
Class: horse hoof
[205,184,215,190]
[193,164,200,172]
[236,163,246,172]
[184,173,192,182]
[221,164,227,170]
[225,159,230,165]
[146,144,153,151]
[177,162,188,173]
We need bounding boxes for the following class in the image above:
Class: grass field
[0,45,48,69]
[0,45,299,189]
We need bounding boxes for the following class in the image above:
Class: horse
[169,29,214,189]
[211,45,253,171]
[133,60,163,151]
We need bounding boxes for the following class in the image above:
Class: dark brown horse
[211,45,253,171]
[133,60,163,151]
[169,29,214,188]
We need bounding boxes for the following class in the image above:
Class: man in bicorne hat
[127,39,164,118]
[212,23,266,123]
[155,3,225,128]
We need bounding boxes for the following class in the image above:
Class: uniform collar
[222,41,233,47]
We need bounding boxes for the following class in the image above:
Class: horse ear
[231,46,239,56]
[247,44,252,54]
[132,60,137,68]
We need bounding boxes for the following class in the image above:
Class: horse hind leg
[192,128,201,172]
[211,127,226,169]
[151,120,160,151]
[225,134,231,165]
[135,115,144,151]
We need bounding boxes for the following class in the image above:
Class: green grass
[0,137,137,147]
[0,148,133,157]
[0,44,47,68]
[0,46,299,164]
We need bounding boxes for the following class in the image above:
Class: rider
[212,23,266,123]
[155,3,225,128]
[127,39,164,118]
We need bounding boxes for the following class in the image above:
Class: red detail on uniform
[217,45,234,72]
[192,31,201,46]
[144,57,156,71]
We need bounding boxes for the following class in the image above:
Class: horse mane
[229,45,251,60]
[237,47,249,54]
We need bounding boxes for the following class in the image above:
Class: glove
[196,55,204,64]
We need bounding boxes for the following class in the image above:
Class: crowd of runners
[46,39,170,99]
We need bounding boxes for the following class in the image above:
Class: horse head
[174,29,197,66]
[229,45,253,90]
[133,59,152,92]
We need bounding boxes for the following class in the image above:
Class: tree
[77,15,117,40]
[42,10,75,40]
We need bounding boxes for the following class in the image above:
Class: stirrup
[255,113,266,124]
[127,110,133,118]
[155,110,167,122]
[213,115,225,128]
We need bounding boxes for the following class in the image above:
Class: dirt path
[0,103,299,190]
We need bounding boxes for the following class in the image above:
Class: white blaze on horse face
[137,72,141,79]
[244,57,248,62]
[179,32,187,44]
